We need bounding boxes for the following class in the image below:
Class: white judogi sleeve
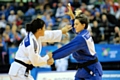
[27,36,49,67]
[38,30,62,42]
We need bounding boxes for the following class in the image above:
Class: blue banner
[40,46,58,56]
[70,44,120,63]
[8,47,18,64]
[95,44,120,62]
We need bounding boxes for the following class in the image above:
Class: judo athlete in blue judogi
[52,4,103,80]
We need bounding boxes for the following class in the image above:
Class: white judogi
[8,30,62,80]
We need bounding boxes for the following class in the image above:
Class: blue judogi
[53,20,103,80]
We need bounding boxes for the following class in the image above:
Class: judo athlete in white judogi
[8,18,71,80]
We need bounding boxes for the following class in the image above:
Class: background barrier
[0,70,120,80]
[36,70,120,80]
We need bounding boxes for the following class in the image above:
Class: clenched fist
[47,58,54,65]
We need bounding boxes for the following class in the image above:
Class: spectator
[52,2,58,17]
[45,5,53,16]
[100,14,110,43]
[55,44,69,72]
[42,14,54,28]
[6,3,14,19]
[17,3,27,13]
[17,10,24,18]
[80,2,87,12]
[100,0,110,12]
[8,10,16,25]
[25,4,35,16]
[0,14,7,34]
[55,2,66,22]
[115,1,120,19]
[35,4,45,15]
[108,0,119,15]
[2,25,13,47]
[0,35,7,65]
[113,26,120,44]
[58,15,70,29]
[15,15,23,26]
[0,5,7,17]
[91,20,102,43]
[6,3,14,12]
[11,23,22,47]
[93,11,101,23]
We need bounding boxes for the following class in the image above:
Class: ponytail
[26,23,32,32]
[25,18,45,34]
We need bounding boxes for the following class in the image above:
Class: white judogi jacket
[8,30,62,78]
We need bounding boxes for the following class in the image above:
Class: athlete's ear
[36,29,41,32]
[82,23,86,29]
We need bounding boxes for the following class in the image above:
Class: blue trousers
[75,73,102,80]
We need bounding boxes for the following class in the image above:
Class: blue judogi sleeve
[53,35,85,60]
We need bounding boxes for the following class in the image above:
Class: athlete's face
[37,25,45,36]
[40,25,45,36]
[74,19,85,33]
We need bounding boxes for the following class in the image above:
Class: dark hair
[26,18,45,33]
[75,13,89,29]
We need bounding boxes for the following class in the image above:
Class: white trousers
[9,62,34,80]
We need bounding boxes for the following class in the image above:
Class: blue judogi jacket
[53,20,103,78]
